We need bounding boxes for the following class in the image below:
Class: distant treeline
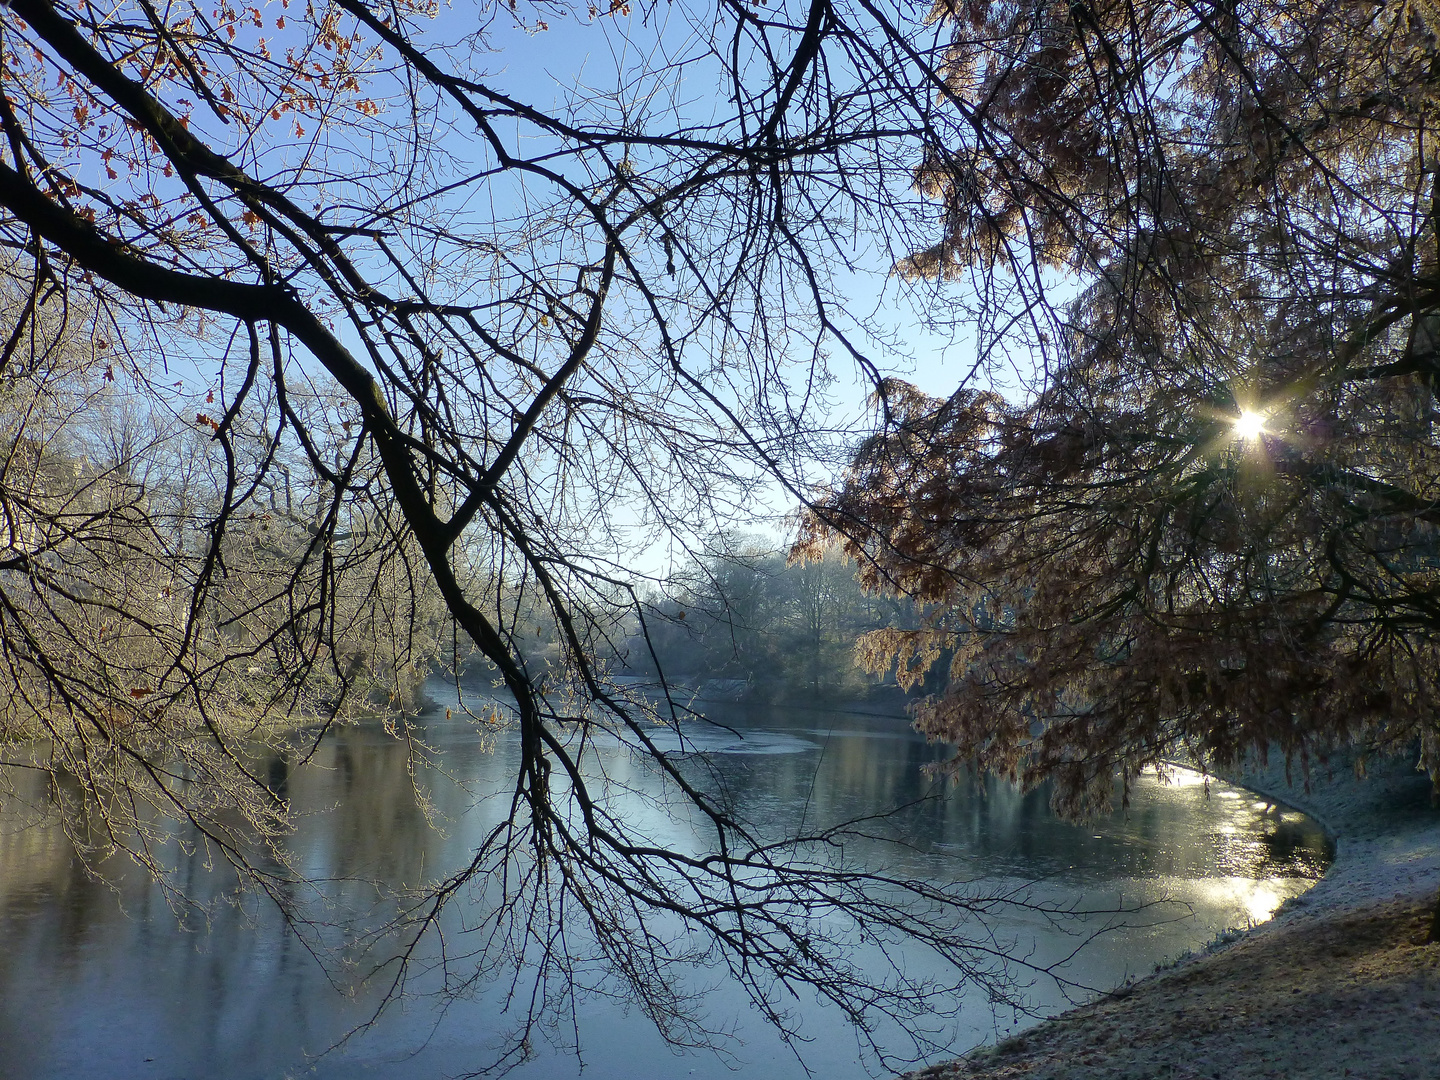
[620,540,924,704]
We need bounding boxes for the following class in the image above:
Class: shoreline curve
[900,750,1440,1080]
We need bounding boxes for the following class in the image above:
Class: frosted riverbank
[902,750,1440,1080]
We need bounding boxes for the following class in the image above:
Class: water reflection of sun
[1193,877,1288,925]
[1158,766,1209,787]
[1137,764,1329,926]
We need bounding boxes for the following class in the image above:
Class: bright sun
[1233,409,1267,441]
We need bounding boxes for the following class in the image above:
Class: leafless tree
[0,0,1125,1070]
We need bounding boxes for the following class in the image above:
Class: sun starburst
[1233,409,1267,441]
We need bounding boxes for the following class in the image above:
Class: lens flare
[1233,409,1267,441]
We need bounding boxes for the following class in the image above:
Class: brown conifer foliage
[805,0,1440,815]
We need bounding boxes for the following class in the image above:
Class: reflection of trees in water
[0,771,72,915]
[0,770,148,966]
[266,754,290,801]
[264,732,444,894]
[0,733,468,1073]
[2,730,1332,936]
[0,716,1340,1080]
[0,729,448,946]
[1257,820,1334,878]
[0,797,358,1075]
[657,711,1330,891]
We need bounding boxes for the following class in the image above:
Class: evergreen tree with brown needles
[804,0,1440,932]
